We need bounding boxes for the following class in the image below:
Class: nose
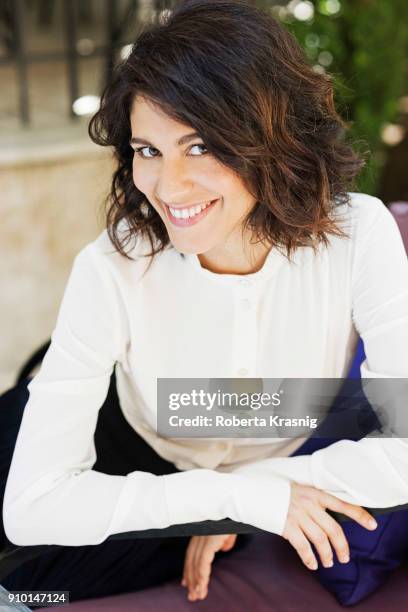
[154,158,194,205]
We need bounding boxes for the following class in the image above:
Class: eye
[133,146,158,159]
[189,143,208,156]
[132,143,208,159]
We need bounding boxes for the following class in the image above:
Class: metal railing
[0,0,167,125]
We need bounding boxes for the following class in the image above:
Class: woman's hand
[283,482,378,570]
[181,534,237,601]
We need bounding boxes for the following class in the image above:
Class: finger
[183,539,195,597]
[195,539,217,599]
[195,536,227,600]
[191,537,207,600]
[221,534,237,551]
[312,506,350,564]
[286,523,318,570]
[321,493,378,531]
[184,538,199,600]
[300,515,334,568]
[191,537,214,601]
[183,538,196,587]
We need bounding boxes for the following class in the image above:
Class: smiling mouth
[167,199,217,219]
[164,198,219,226]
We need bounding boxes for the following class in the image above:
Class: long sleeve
[2,243,294,546]
[165,468,291,537]
[231,198,408,513]
[2,243,171,546]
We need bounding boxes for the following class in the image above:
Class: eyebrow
[129,131,201,147]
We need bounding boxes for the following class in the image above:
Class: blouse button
[237,368,249,376]
[239,278,253,288]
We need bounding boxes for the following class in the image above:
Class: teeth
[169,200,214,219]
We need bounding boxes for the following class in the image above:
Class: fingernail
[341,555,350,563]
[324,560,333,568]
[368,519,378,529]
[309,560,318,570]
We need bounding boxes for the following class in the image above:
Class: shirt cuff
[229,470,292,536]
[232,454,315,488]
[164,467,292,536]
[163,468,238,525]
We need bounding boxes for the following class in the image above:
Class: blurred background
[1,0,408,393]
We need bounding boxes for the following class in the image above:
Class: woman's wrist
[228,471,292,536]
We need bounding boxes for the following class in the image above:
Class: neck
[197,233,272,275]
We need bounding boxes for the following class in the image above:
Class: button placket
[237,367,249,377]
[240,298,251,311]
[232,280,258,377]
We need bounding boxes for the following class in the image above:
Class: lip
[163,198,219,227]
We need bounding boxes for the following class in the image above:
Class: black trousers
[0,372,250,606]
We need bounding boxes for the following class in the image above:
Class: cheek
[132,159,140,186]
[132,162,152,194]
[209,163,250,202]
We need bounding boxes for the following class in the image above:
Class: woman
[2,0,408,606]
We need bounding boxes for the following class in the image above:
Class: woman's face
[130,95,257,257]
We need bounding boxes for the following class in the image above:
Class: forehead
[130,95,189,133]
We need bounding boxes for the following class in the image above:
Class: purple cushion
[36,534,408,611]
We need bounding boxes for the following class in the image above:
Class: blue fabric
[347,337,366,380]
[290,346,408,606]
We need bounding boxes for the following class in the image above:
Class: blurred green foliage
[257,0,408,195]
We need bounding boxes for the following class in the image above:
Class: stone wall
[0,135,114,393]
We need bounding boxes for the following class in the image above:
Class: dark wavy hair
[88,0,365,263]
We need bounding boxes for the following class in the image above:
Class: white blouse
[3,192,408,546]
